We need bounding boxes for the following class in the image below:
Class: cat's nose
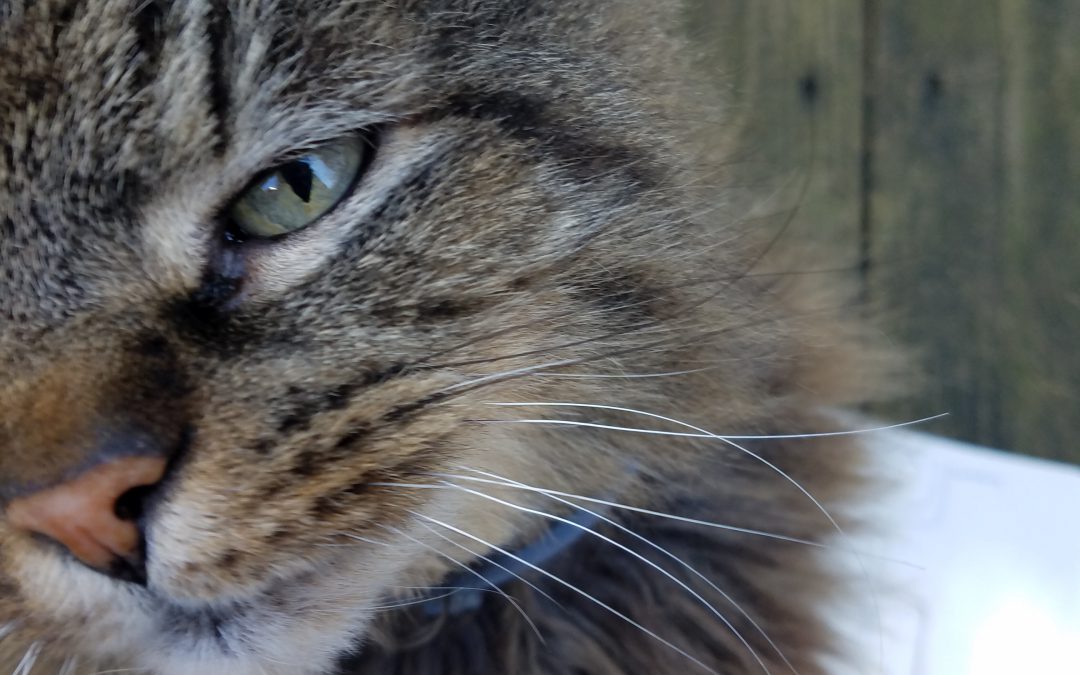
[4,455,168,584]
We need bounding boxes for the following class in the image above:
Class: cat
[0,1,882,674]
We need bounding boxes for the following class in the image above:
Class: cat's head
[0,2,847,673]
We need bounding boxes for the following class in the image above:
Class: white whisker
[377,526,544,642]
[435,479,772,675]
[427,321,727,397]
[369,482,443,490]
[434,357,592,395]
[479,403,947,440]
[57,657,78,675]
[479,403,863,563]
[716,414,949,440]
[410,519,561,609]
[481,401,887,672]
[12,641,40,675]
[326,537,484,612]
[336,533,386,547]
[404,474,919,569]
[524,366,722,380]
[412,512,720,675]
[471,418,724,438]
[400,476,829,550]
[453,467,800,675]
[0,622,15,642]
[368,590,461,612]
[369,585,557,612]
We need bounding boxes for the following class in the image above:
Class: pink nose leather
[5,457,168,570]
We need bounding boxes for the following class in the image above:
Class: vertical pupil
[278,160,315,203]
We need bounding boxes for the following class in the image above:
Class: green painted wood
[865,0,1011,450]
[687,0,865,267]
[689,1,1080,463]
[867,0,1080,462]
[994,0,1080,461]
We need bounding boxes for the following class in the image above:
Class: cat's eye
[227,136,374,239]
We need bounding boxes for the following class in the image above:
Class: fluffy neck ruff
[337,449,852,675]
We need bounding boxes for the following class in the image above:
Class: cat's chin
[13,542,388,675]
[81,578,374,675]
[127,608,364,675]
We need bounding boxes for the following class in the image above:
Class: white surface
[861,430,1080,675]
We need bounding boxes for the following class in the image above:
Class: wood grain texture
[687,0,865,265]
[691,0,1080,462]
[994,0,1080,461]
[869,0,1080,461]
[868,0,1011,451]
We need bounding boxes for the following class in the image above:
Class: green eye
[227,136,372,239]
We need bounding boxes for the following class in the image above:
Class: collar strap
[416,508,604,617]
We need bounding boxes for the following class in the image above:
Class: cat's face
[0,2,760,669]
[0,1,784,673]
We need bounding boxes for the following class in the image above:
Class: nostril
[114,484,158,522]
[4,456,168,583]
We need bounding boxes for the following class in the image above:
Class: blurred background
[685,1,1080,464]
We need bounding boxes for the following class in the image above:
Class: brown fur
[0,1,881,673]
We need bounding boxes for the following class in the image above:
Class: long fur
[0,1,881,673]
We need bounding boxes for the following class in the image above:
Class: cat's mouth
[127,536,392,661]
[136,574,279,652]
[157,600,246,651]
[128,565,354,666]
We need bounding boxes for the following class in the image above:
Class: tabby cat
[0,1,879,674]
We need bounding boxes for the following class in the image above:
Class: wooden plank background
[686,1,1080,463]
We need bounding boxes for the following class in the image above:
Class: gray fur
[0,2,879,673]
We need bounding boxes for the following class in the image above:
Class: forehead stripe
[204,0,231,155]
